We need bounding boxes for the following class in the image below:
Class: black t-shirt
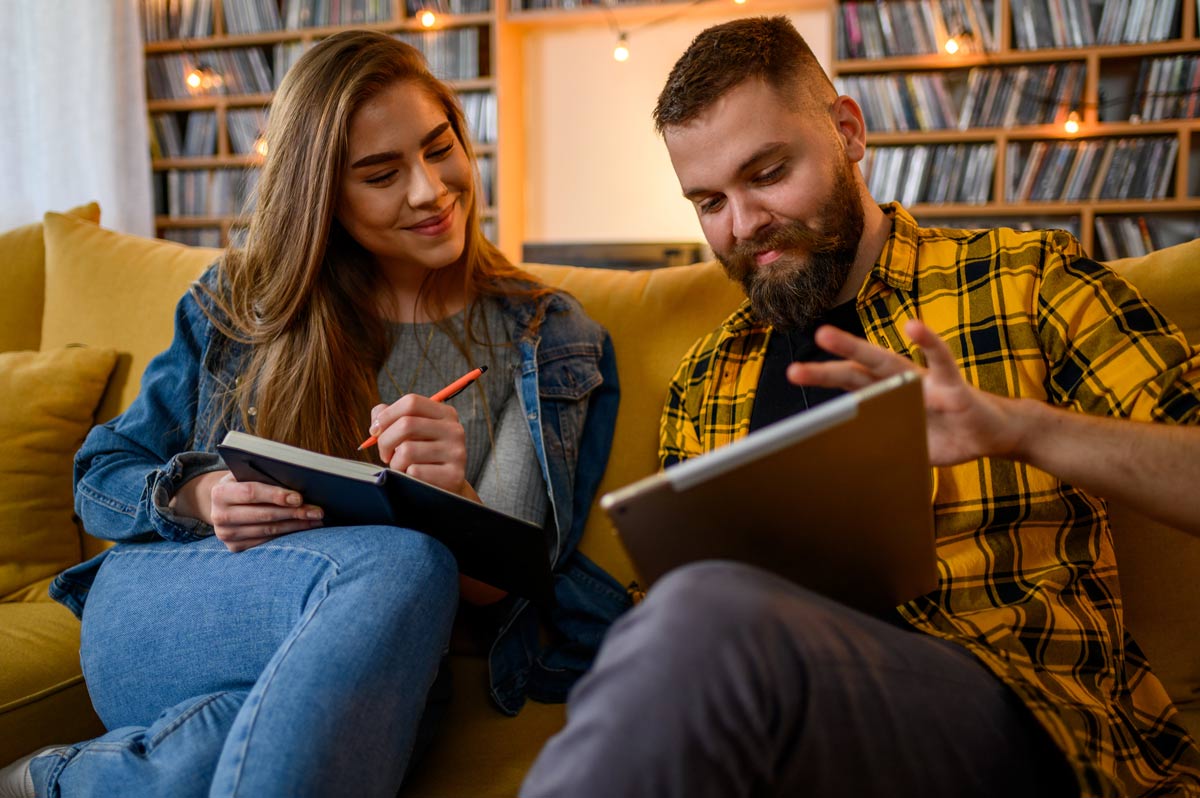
[749,299,866,432]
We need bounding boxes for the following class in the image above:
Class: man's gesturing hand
[785,319,1023,467]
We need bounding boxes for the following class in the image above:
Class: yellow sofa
[1,207,1198,795]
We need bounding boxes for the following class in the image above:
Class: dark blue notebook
[217,430,555,610]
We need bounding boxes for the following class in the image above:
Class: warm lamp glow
[733,0,747,5]
[1064,110,1081,135]
[420,10,436,27]
[254,135,269,158]
[184,64,223,93]
[614,34,630,62]
[944,36,960,54]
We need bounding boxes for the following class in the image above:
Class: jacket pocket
[536,341,603,401]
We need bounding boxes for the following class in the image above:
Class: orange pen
[357,365,488,450]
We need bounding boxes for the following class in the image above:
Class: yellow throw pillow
[0,347,117,599]
[40,212,219,424]
[0,203,100,354]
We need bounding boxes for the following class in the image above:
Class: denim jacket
[52,264,629,715]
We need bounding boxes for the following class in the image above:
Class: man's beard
[716,159,865,331]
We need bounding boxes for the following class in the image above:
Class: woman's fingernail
[307,510,323,520]
[287,494,302,506]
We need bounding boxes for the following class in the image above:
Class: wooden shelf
[831,0,1200,256]
[910,200,1200,217]
[504,0,824,28]
[143,0,509,251]
[155,215,246,227]
[147,93,274,112]
[867,119,1200,146]
[837,39,1200,74]
[153,155,262,169]
[143,13,495,53]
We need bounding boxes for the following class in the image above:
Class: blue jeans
[30,526,458,798]
[521,560,1079,798]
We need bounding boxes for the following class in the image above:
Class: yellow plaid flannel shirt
[660,204,1200,797]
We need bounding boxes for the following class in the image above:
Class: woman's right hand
[174,470,325,552]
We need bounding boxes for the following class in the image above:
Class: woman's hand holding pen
[173,470,325,553]
[368,394,480,501]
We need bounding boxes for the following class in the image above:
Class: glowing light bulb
[944,36,960,54]
[254,135,269,158]
[185,65,223,93]
[733,0,747,5]
[1064,110,1080,135]
[420,10,436,27]
[614,34,630,62]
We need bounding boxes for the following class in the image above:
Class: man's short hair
[653,16,834,134]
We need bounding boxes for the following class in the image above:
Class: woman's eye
[365,170,397,185]
[428,143,454,160]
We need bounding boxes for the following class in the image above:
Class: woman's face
[337,80,473,280]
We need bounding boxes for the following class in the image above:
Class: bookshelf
[832,0,1200,258]
[140,0,518,256]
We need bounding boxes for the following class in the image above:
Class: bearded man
[521,15,1200,798]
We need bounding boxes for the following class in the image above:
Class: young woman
[10,31,623,798]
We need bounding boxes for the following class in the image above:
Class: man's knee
[615,561,797,655]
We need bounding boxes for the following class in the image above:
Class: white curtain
[0,0,153,236]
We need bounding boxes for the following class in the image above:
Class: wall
[520,9,832,244]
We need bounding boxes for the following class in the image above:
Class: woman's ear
[830,95,867,163]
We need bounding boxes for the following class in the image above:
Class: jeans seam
[148,691,231,749]
[219,565,338,797]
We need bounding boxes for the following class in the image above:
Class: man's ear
[830,95,867,163]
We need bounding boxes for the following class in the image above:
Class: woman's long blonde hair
[199,30,549,459]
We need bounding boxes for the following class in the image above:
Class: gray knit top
[377,296,548,528]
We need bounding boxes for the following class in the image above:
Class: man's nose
[729,196,772,244]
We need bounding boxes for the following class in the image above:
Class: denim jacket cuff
[148,451,226,541]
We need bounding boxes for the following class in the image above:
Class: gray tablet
[601,371,938,614]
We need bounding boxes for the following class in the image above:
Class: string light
[613,33,630,62]
[184,63,223,93]
[733,0,748,5]
[254,134,269,158]
[944,36,960,54]
[420,9,437,27]
[1064,109,1081,134]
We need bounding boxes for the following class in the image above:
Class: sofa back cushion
[1106,238,1200,737]
[40,212,218,425]
[0,347,117,598]
[40,212,216,560]
[0,203,100,354]
[524,262,744,586]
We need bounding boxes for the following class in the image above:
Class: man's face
[664,79,865,330]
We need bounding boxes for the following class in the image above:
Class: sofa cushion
[0,579,105,765]
[524,262,744,585]
[40,211,218,426]
[1105,238,1200,741]
[0,347,117,600]
[400,655,566,797]
[0,203,100,354]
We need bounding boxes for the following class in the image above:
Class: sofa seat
[0,578,104,764]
